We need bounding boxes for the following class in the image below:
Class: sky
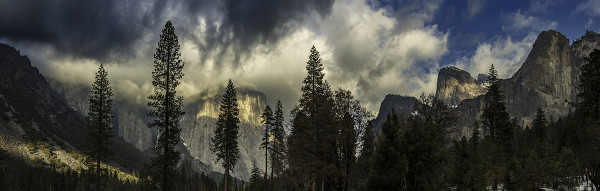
[0,0,599,116]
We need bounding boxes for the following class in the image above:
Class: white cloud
[310,0,448,113]
[24,0,448,116]
[502,10,558,33]
[576,0,600,17]
[455,33,537,79]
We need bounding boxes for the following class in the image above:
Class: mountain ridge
[0,43,148,176]
[375,30,600,138]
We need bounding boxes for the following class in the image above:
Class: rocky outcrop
[435,66,487,108]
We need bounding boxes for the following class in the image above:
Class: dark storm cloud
[0,0,335,65]
[0,0,148,60]
[193,0,335,65]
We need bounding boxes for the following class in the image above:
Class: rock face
[456,30,599,136]
[503,30,575,126]
[372,95,417,134]
[571,30,600,101]
[179,89,266,181]
[435,66,487,108]
[457,30,600,136]
[50,80,268,181]
[374,30,600,138]
[0,43,85,144]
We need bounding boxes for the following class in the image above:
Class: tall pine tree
[480,64,513,150]
[211,80,241,191]
[479,64,513,190]
[86,63,113,188]
[260,105,274,188]
[147,20,185,191]
[579,49,600,119]
[288,45,337,190]
[270,100,285,190]
[249,162,262,191]
[531,108,548,144]
[271,101,285,173]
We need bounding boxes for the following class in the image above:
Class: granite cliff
[50,81,268,181]
[374,30,600,138]
[435,66,487,108]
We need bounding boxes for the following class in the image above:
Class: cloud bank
[0,0,453,116]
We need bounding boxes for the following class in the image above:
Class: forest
[1,20,600,191]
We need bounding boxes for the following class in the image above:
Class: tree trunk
[270,162,274,191]
[163,51,171,191]
[96,101,103,190]
[265,144,268,191]
[224,169,229,191]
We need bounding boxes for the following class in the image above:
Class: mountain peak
[435,66,486,107]
[0,43,32,70]
[531,30,568,51]
[438,66,476,84]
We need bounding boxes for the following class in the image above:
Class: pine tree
[86,63,114,188]
[579,49,600,119]
[270,100,285,190]
[301,46,327,107]
[368,110,407,190]
[211,80,241,191]
[271,100,286,177]
[147,20,185,191]
[288,45,337,190]
[481,64,513,151]
[531,108,548,145]
[481,65,511,140]
[477,65,515,191]
[249,162,261,191]
[360,121,375,159]
[260,105,274,189]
